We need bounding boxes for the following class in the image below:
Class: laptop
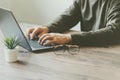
[0,8,53,52]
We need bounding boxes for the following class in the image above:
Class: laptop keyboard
[27,39,51,49]
[29,40,43,48]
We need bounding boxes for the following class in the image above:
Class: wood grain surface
[0,23,120,80]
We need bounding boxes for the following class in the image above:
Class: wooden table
[0,23,120,80]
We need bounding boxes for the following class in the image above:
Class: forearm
[47,0,81,33]
[70,26,120,46]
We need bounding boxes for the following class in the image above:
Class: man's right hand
[27,26,49,39]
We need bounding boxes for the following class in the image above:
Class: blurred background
[0,0,80,30]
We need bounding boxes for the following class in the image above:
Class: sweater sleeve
[47,0,81,33]
[71,1,120,46]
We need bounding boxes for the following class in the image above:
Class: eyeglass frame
[53,44,80,55]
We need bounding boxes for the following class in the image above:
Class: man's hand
[39,33,71,46]
[27,27,49,39]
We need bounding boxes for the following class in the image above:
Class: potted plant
[4,36,20,62]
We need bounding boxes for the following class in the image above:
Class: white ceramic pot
[4,48,18,62]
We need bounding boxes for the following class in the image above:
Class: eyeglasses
[53,45,80,55]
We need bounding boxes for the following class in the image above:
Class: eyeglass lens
[54,45,80,55]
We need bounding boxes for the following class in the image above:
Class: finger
[31,28,41,39]
[40,36,53,45]
[39,33,49,43]
[26,28,34,39]
[43,40,54,46]
[38,33,43,38]
[38,32,46,38]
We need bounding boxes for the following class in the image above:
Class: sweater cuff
[70,34,80,45]
[47,26,54,33]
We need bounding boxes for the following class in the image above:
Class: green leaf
[4,36,21,49]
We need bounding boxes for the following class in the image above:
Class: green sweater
[47,0,120,46]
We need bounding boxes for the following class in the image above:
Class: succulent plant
[4,36,20,49]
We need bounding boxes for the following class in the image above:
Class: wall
[0,0,10,9]
[9,0,73,25]
[0,0,80,30]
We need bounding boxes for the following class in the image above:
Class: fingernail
[45,40,50,43]
[43,43,46,46]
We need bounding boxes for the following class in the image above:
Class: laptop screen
[0,8,31,51]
